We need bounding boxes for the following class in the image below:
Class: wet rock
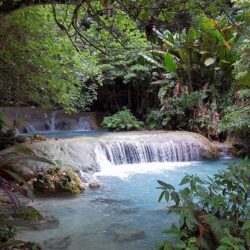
[43,235,71,250]
[0,204,59,231]
[33,167,85,196]
[13,206,43,222]
[113,207,139,215]
[33,216,60,230]
[89,182,100,189]
[92,197,124,205]
[107,223,145,242]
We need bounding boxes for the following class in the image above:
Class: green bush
[157,161,250,250]
[101,107,144,131]
[0,225,17,242]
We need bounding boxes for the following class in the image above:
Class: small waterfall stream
[97,140,202,165]
[76,117,92,130]
[50,110,58,130]
[23,111,93,133]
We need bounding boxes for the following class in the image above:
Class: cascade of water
[218,147,231,159]
[22,111,93,133]
[97,140,201,165]
[76,117,92,130]
[50,110,58,130]
[24,122,37,133]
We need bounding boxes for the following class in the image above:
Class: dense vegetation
[0,2,249,249]
[0,0,249,142]
[101,107,144,131]
[157,161,250,250]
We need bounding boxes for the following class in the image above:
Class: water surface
[18,160,231,250]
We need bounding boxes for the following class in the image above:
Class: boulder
[89,182,100,189]
[33,167,84,196]
[43,235,72,250]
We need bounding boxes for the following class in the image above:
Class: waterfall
[76,117,92,130]
[50,110,58,130]
[97,140,202,165]
[22,112,94,133]
[218,147,232,159]
[24,120,50,133]
[25,131,217,181]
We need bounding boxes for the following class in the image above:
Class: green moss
[15,207,43,221]
[34,167,84,196]
[58,170,83,194]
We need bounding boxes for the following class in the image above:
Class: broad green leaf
[163,53,177,73]
[158,191,165,202]
[164,191,170,202]
[180,176,190,185]
[157,180,175,190]
[175,240,186,249]
[171,191,180,205]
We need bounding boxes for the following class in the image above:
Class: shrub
[0,226,17,242]
[101,107,144,131]
[157,161,250,250]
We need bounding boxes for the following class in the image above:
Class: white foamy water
[96,161,196,179]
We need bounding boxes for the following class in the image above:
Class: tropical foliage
[219,89,250,136]
[0,1,249,140]
[144,13,243,139]
[101,107,144,131]
[157,161,250,250]
[0,6,99,112]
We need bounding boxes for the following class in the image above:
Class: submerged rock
[106,223,145,242]
[13,206,43,222]
[0,201,59,231]
[92,197,131,205]
[33,167,85,195]
[112,207,139,215]
[43,235,71,250]
[89,182,100,189]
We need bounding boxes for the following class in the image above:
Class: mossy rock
[33,167,85,196]
[13,206,43,222]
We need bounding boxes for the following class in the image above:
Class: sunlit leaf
[204,58,216,66]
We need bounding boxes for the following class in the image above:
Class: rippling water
[17,159,231,250]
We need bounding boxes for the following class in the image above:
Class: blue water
[17,159,232,250]
[19,130,109,138]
